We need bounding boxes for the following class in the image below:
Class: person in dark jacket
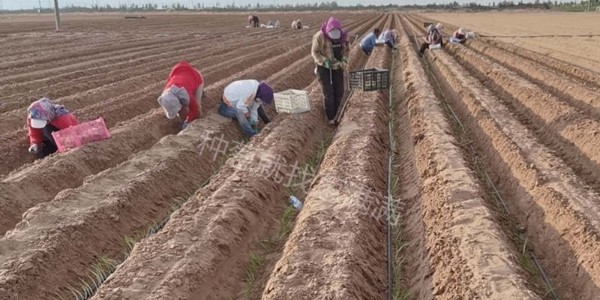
[249,15,259,28]
[27,98,78,158]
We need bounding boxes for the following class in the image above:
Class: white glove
[28,144,39,154]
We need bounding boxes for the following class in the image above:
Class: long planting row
[0,15,380,299]
[263,34,392,300]
[407,14,600,299]
[394,16,540,299]
[90,14,389,300]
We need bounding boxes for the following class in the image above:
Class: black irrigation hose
[480,34,600,38]
[408,34,600,38]
[401,15,560,300]
[386,47,397,300]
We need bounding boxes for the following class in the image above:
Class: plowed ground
[1,11,599,300]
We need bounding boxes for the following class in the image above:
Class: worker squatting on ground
[311,16,349,125]
[291,19,303,29]
[419,23,444,56]
[380,29,399,49]
[359,28,381,55]
[449,27,467,44]
[157,62,205,130]
[27,98,78,158]
[218,80,273,137]
[248,15,259,28]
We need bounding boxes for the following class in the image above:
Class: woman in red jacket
[27,98,78,158]
[158,62,205,130]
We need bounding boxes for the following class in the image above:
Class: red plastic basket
[52,117,111,152]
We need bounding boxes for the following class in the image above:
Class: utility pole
[53,0,60,31]
[39,0,42,12]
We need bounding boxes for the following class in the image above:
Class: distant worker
[420,23,443,56]
[218,80,273,137]
[274,20,280,28]
[249,15,259,28]
[291,19,303,29]
[311,16,349,125]
[359,28,381,56]
[449,27,467,44]
[27,97,78,158]
[158,62,205,130]
[381,29,398,49]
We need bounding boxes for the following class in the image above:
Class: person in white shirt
[218,80,273,137]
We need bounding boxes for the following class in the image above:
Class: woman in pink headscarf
[311,16,349,125]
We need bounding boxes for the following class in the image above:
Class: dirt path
[262,47,390,300]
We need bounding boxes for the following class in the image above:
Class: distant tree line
[1,0,598,13]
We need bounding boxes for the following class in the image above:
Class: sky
[0,0,573,10]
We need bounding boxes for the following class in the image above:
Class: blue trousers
[218,103,270,137]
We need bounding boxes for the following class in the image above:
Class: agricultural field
[0,10,599,300]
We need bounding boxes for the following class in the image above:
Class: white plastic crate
[274,89,311,114]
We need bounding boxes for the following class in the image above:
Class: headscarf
[256,81,274,105]
[27,97,69,122]
[321,16,348,43]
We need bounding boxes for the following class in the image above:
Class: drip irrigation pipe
[386,45,397,300]
[408,34,600,38]
[401,16,560,300]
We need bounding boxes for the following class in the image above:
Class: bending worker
[450,27,467,44]
[420,23,443,55]
[158,61,205,130]
[27,97,78,158]
[359,28,381,56]
[218,80,273,137]
[249,15,259,28]
[292,19,303,29]
[381,29,398,49]
[311,16,349,125]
